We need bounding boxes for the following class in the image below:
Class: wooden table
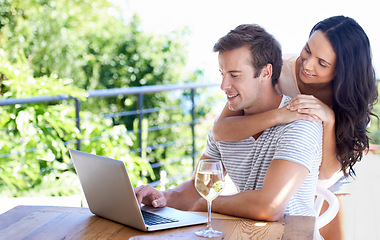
[0,205,315,239]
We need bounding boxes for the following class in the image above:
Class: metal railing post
[138,93,143,158]
[75,98,81,150]
[191,88,196,170]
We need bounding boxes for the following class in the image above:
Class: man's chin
[227,104,239,112]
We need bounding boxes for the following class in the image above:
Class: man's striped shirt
[204,96,322,216]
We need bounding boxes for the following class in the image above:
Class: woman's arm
[319,119,341,179]
[213,102,315,142]
[212,103,279,142]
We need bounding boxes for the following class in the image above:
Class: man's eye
[231,74,239,78]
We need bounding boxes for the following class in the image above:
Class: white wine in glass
[194,159,225,238]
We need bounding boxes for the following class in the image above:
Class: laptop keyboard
[141,210,179,226]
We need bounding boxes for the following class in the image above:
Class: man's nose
[220,76,231,92]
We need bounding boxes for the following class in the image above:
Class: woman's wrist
[271,108,285,125]
[323,108,336,128]
[274,107,291,125]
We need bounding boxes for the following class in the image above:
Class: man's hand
[134,185,167,208]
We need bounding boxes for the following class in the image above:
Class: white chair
[313,185,340,240]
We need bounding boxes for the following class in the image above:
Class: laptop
[69,149,207,231]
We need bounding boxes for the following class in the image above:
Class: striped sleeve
[273,120,322,171]
[204,128,222,161]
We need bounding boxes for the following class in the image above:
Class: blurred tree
[0,0,216,196]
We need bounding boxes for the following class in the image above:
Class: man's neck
[244,90,283,116]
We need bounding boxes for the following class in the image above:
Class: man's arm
[135,154,213,211]
[134,179,200,210]
[161,179,200,211]
[192,159,309,221]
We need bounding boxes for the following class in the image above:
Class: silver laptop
[69,149,207,231]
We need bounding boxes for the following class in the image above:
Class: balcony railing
[0,82,220,187]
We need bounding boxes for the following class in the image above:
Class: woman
[212,16,378,240]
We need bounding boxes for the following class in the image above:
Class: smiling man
[135,24,323,221]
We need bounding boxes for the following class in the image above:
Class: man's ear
[260,64,273,82]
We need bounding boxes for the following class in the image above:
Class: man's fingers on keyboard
[152,196,166,208]
[134,185,144,193]
[137,185,163,206]
[135,185,151,206]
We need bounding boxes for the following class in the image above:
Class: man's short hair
[213,24,282,86]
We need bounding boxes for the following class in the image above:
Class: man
[135,24,322,221]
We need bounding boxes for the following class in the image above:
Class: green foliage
[0,48,153,197]
[0,51,82,196]
[0,0,219,197]
[367,82,380,144]
[1,0,113,87]
[0,50,88,100]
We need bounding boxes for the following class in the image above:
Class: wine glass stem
[207,200,212,230]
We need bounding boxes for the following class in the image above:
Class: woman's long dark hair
[311,16,378,177]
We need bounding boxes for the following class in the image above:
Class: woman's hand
[286,94,335,125]
[277,103,320,124]
[278,105,320,124]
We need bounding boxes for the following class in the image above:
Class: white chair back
[313,185,339,239]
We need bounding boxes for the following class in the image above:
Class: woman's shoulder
[282,55,298,78]
[277,56,299,97]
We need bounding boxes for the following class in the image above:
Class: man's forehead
[218,49,254,72]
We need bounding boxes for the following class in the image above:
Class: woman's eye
[319,61,327,67]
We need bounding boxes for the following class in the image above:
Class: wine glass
[194,159,225,238]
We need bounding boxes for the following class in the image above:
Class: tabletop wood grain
[0,205,315,240]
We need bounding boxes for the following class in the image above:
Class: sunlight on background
[114,0,379,82]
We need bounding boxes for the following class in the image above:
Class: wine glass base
[195,228,223,238]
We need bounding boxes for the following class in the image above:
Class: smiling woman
[298,30,337,85]
[294,30,336,108]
